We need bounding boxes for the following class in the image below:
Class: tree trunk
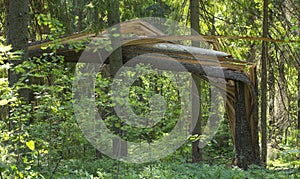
[261,0,269,167]
[108,0,123,76]
[107,0,128,158]
[191,74,202,163]
[298,64,300,149]
[277,53,288,141]
[190,0,202,163]
[268,56,275,142]
[296,0,300,131]
[7,0,31,111]
[6,0,29,166]
[294,0,300,150]
[7,0,29,88]
[190,0,200,47]
[73,0,83,32]
[234,81,255,169]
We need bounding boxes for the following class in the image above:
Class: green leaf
[41,46,48,50]
[26,140,35,151]
[0,99,8,106]
[86,2,94,8]
[115,123,121,128]
[284,37,290,42]
[0,44,12,53]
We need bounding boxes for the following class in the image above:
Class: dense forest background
[0,0,300,178]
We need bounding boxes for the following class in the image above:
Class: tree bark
[191,74,202,163]
[107,0,128,158]
[7,0,31,106]
[297,62,300,131]
[190,0,202,163]
[296,0,300,131]
[261,0,269,167]
[190,0,200,47]
[268,56,275,142]
[108,0,123,76]
[7,0,29,86]
[278,53,288,123]
[295,0,300,150]
[298,69,300,130]
[72,0,83,32]
[234,81,255,169]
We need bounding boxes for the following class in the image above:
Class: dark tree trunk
[296,0,300,131]
[191,74,202,163]
[210,15,216,36]
[7,0,29,87]
[73,0,83,32]
[294,0,300,150]
[6,0,29,166]
[190,0,202,163]
[260,0,269,168]
[190,0,200,47]
[107,0,128,158]
[234,81,255,169]
[253,68,261,165]
[268,56,275,141]
[278,53,288,141]
[108,0,123,76]
[78,9,83,32]
[247,44,256,63]
[298,70,300,130]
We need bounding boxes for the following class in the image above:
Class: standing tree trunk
[191,75,202,163]
[298,67,300,130]
[108,0,123,76]
[190,0,202,163]
[72,0,83,32]
[7,0,31,131]
[190,0,200,47]
[278,53,289,138]
[295,0,300,131]
[295,0,300,150]
[261,0,269,167]
[298,65,300,131]
[6,0,29,167]
[7,0,29,89]
[268,56,275,141]
[234,81,255,169]
[107,0,128,158]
